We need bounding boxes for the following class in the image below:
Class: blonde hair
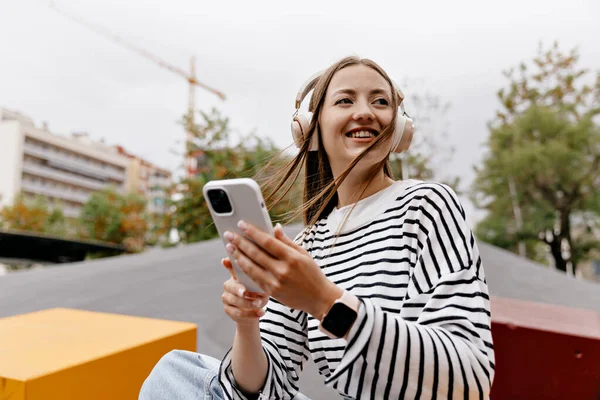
[261,56,400,233]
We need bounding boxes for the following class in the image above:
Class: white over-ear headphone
[290,70,415,153]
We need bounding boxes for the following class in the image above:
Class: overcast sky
[1,0,599,223]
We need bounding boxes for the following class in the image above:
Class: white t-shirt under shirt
[219,180,495,400]
[327,179,420,234]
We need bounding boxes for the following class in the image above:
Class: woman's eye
[374,98,389,105]
[335,98,352,105]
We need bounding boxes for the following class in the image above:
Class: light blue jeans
[139,350,311,400]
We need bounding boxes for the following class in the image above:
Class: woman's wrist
[236,319,261,334]
[309,282,344,320]
[232,319,268,395]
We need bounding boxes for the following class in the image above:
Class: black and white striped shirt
[219,180,495,399]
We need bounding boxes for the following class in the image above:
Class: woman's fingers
[223,278,249,299]
[221,257,237,280]
[232,222,290,260]
[223,304,264,319]
[226,231,277,270]
[222,278,268,322]
[226,243,277,292]
[274,224,309,255]
[223,278,268,304]
[222,257,268,299]
[222,290,267,311]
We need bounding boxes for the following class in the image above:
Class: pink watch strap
[338,290,360,313]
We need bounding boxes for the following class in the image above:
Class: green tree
[164,176,214,243]
[167,108,241,244]
[79,188,148,252]
[0,194,68,236]
[45,207,68,237]
[472,42,600,274]
[166,108,302,244]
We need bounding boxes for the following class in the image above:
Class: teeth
[349,131,375,138]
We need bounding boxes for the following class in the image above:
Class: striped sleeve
[218,234,311,400]
[325,184,495,399]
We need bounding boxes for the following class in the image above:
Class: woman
[140,56,495,399]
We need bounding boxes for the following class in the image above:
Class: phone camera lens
[207,189,233,214]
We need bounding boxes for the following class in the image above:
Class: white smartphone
[203,178,273,293]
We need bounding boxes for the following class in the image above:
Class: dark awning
[0,230,126,263]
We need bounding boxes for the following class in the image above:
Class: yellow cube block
[0,308,197,400]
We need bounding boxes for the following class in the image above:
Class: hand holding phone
[203,178,273,293]
[220,257,268,324]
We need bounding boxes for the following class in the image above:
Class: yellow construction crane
[47,1,225,176]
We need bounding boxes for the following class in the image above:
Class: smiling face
[318,64,395,177]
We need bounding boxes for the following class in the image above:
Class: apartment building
[114,146,172,215]
[0,109,130,217]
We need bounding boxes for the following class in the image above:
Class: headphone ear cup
[291,112,318,151]
[393,115,415,153]
[291,118,304,148]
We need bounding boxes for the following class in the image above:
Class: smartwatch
[318,291,360,339]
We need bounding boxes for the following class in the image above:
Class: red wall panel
[490,297,600,400]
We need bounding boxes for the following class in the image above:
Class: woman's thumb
[221,257,237,280]
[274,223,307,254]
[274,223,294,243]
[274,223,287,240]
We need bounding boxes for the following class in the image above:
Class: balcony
[23,143,126,182]
[148,177,172,188]
[21,180,91,204]
[22,163,107,192]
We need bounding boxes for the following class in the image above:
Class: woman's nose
[352,104,375,121]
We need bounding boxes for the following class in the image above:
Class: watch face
[322,302,358,338]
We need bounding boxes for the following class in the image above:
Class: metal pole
[508,177,526,257]
[186,56,196,177]
[401,153,409,181]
